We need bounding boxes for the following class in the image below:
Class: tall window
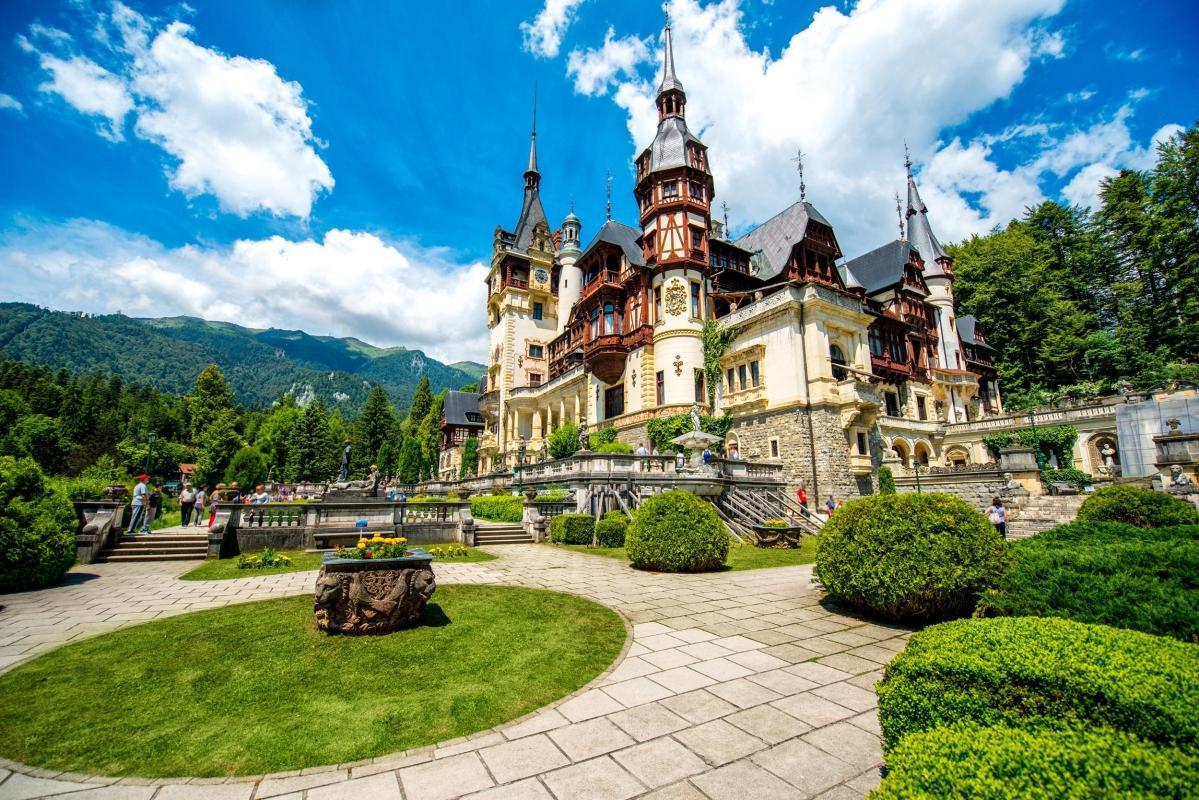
[694,369,705,403]
[528,344,544,358]
[656,371,665,405]
[750,361,760,387]
[869,327,885,358]
[691,282,701,318]
[691,228,703,250]
[856,431,868,455]
[738,364,747,391]
[727,367,735,393]
[916,396,927,420]
[603,302,615,335]
[529,373,542,387]
[830,345,848,380]
[604,385,624,419]
[654,287,662,322]
[885,392,900,417]
[532,302,543,320]
[662,181,679,198]
[689,181,705,200]
[590,306,599,339]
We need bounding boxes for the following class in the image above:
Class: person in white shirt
[192,485,208,527]
[635,442,649,457]
[987,497,1008,538]
[179,483,196,526]
[127,474,151,534]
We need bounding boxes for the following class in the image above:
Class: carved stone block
[314,553,435,635]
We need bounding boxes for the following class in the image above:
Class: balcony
[836,377,882,428]
[871,353,913,380]
[584,325,653,384]
[723,384,767,412]
[579,270,624,303]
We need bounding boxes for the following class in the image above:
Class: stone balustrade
[72,500,128,564]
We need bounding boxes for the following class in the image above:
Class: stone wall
[728,405,870,502]
[893,470,1010,509]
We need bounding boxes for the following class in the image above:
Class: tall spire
[659,11,684,95]
[904,149,949,272]
[605,170,613,220]
[655,12,686,122]
[524,84,539,190]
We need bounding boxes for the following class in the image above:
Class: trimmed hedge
[870,723,1199,800]
[0,457,77,592]
[975,521,1199,641]
[1076,485,1199,528]
[626,490,728,572]
[595,512,628,548]
[550,514,595,545]
[469,495,523,523]
[814,493,1007,622]
[876,617,1199,753]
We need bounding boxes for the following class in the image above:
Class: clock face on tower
[534,268,549,286]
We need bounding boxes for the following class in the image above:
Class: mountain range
[0,303,485,413]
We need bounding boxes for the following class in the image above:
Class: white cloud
[567,27,650,96]
[521,0,586,58]
[566,0,1182,254]
[0,93,24,114]
[18,2,333,219]
[0,219,490,362]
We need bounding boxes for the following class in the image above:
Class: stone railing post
[207,504,242,559]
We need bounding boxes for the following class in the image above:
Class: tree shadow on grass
[420,603,452,628]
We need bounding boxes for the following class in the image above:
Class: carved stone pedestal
[314,551,435,635]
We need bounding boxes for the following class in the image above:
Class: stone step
[108,545,208,556]
[475,534,533,544]
[99,552,206,562]
[117,535,208,544]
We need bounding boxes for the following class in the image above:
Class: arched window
[891,440,909,466]
[830,345,848,381]
[590,306,600,339]
[603,303,615,335]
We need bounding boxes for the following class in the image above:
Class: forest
[950,123,1198,408]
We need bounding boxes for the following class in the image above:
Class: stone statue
[1170,464,1194,486]
[1101,442,1117,468]
[366,464,381,497]
[690,404,702,432]
[517,436,527,465]
[577,422,589,451]
[339,440,351,482]
[1002,472,1022,490]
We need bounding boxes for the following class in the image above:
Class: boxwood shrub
[595,512,628,548]
[813,493,1007,622]
[876,616,1199,753]
[975,521,1199,641]
[469,495,523,523]
[550,513,595,545]
[1076,484,1199,528]
[626,490,728,572]
[870,723,1199,800]
[0,456,77,592]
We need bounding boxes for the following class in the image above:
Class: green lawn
[0,586,624,777]
[179,546,496,581]
[550,535,819,571]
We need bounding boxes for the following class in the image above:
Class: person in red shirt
[796,483,809,518]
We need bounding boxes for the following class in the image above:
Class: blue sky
[0,0,1193,362]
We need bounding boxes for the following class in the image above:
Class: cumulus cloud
[521,0,586,58]
[0,93,25,114]
[0,219,490,362]
[18,2,333,219]
[559,0,1183,254]
[567,28,650,96]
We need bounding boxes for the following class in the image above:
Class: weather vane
[895,193,905,241]
[721,200,729,235]
[903,140,912,177]
[605,170,613,220]
[791,148,806,202]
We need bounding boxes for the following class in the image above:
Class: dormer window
[662,181,680,199]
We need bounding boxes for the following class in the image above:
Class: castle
[461,21,1006,500]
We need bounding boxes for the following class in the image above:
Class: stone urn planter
[751,524,805,548]
[314,549,435,635]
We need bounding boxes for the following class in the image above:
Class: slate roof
[442,391,484,427]
[956,315,994,351]
[640,115,704,173]
[580,220,646,267]
[906,175,949,277]
[841,239,926,296]
[733,201,834,279]
[512,187,547,253]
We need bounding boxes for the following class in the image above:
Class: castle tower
[557,209,582,334]
[634,19,715,408]
[905,153,967,421]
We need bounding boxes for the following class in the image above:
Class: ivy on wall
[981,425,1079,467]
[646,412,734,454]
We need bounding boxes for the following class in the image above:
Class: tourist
[127,473,151,535]
[635,442,649,457]
[208,483,226,527]
[193,485,208,527]
[651,446,660,457]
[988,497,1008,538]
[796,483,810,518]
[146,484,163,531]
[179,483,195,526]
[728,444,741,460]
[702,447,713,464]
[228,482,242,503]
[252,484,270,504]
[826,496,836,516]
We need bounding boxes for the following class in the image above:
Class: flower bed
[334,534,410,559]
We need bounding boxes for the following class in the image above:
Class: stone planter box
[751,525,806,548]
[314,549,435,635]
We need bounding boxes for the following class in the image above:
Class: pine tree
[405,375,433,434]
[195,409,242,485]
[353,386,397,474]
[188,364,235,442]
[417,392,444,480]
[285,401,336,482]
[460,437,479,479]
[398,437,423,484]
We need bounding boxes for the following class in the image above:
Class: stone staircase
[98,531,209,562]
[474,523,533,545]
[1007,495,1086,540]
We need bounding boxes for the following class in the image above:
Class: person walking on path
[208,483,226,527]
[179,483,195,527]
[192,485,207,527]
[825,495,837,517]
[988,497,1008,538]
[126,474,151,534]
[796,483,809,518]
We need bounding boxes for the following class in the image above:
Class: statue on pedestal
[1170,464,1194,487]
[339,440,351,482]
[577,422,589,452]
[690,404,702,432]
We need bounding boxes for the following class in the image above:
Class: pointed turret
[655,18,686,122]
[904,153,948,275]
[513,92,547,253]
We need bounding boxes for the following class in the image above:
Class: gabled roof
[580,220,645,267]
[442,391,484,427]
[841,239,929,297]
[956,315,994,351]
[732,201,834,279]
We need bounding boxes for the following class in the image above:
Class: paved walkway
[0,544,910,800]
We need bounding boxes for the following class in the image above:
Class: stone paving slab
[0,544,909,799]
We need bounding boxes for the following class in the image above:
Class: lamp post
[144,433,156,477]
[1027,408,1045,472]
[913,460,922,494]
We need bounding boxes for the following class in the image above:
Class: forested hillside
[0,304,484,413]
[950,123,1198,408]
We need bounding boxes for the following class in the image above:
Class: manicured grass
[178,546,497,581]
[0,586,625,777]
[549,535,819,571]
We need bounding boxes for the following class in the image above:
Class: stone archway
[913,441,932,467]
[890,438,911,466]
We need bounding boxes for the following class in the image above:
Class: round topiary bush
[626,490,728,572]
[1076,485,1199,528]
[814,493,1007,622]
[0,456,77,592]
[870,724,1199,800]
[595,512,628,548]
[550,513,595,545]
[876,616,1199,753]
